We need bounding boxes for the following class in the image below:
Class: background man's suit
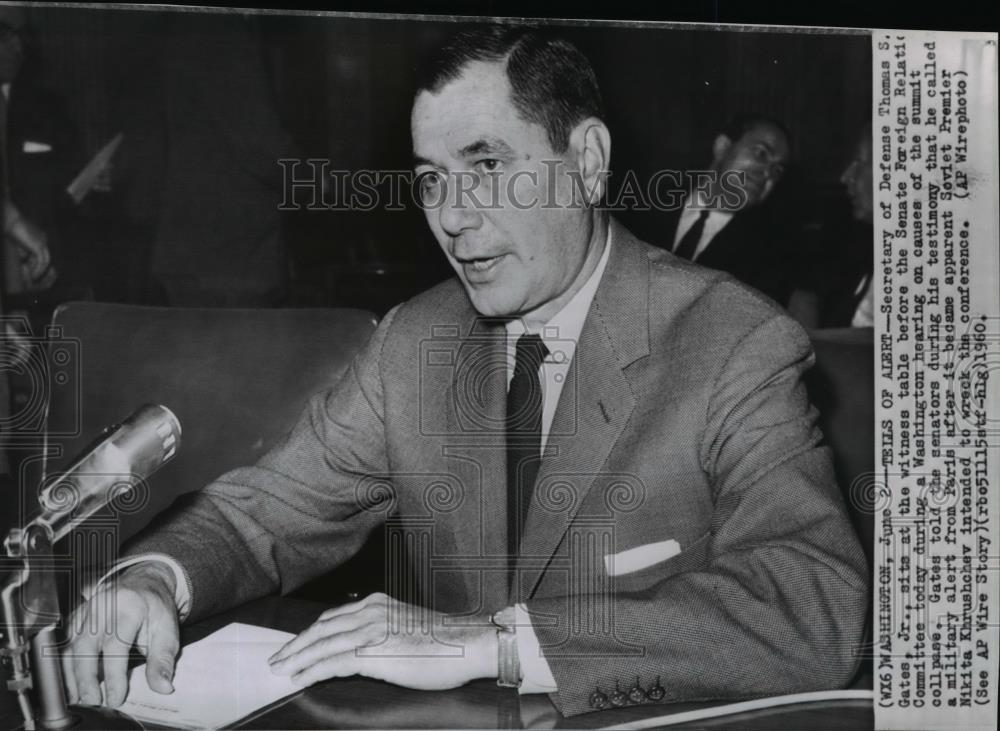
[148,13,295,306]
[663,203,793,306]
[125,220,868,716]
[3,74,81,293]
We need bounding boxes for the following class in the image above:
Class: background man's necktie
[674,209,709,261]
[506,333,548,584]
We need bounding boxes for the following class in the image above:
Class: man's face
[0,23,24,83]
[411,61,594,321]
[711,122,789,210]
[840,133,873,223]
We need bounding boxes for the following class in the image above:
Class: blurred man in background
[664,115,793,305]
[787,121,874,329]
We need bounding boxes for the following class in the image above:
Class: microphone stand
[1,404,181,730]
[2,524,140,730]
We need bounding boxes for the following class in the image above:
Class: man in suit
[664,115,793,305]
[148,12,296,307]
[0,5,58,473]
[0,5,79,296]
[829,121,875,327]
[63,27,867,717]
[787,121,874,329]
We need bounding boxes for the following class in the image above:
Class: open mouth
[466,255,504,272]
[457,253,507,282]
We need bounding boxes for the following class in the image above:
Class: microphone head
[34,405,182,542]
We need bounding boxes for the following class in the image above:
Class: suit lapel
[517,221,650,598]
[697,206,765,269]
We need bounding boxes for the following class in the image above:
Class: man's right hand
[62,562,181,708]
[3,200,53,284]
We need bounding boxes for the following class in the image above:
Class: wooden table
[1,596,874,730]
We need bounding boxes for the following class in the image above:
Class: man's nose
[438,176,484,237]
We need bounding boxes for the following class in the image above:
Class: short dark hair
[721,114,792,153]
[416,25,605,153]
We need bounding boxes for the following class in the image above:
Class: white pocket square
[23,140,52,153]
[605,539,681,577]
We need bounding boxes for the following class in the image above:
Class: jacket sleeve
[527,313,869,716]
[122,308,399,622]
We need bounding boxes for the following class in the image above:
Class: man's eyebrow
[412,138,515,168]
[753,139,789,162]
[457,138,515,158]
[412,154,439,168]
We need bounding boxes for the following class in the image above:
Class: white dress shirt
[506,225,612,692]
[851,273,875,327]
[671,195,734,261]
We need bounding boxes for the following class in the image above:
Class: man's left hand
[268,592,497,690]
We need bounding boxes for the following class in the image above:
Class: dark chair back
[43,303,377,546]
[806,326,875,683]
[806,327,875,568]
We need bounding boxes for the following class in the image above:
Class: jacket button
[627,676,647,704]
[647,676,666,701]
[609,682,628,707]
[589,688,609,709]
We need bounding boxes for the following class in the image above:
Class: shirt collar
[683,192,735,222]
[505,224,613,354]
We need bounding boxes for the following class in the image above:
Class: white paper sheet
[117,622,301,730]
[65,132,123,203]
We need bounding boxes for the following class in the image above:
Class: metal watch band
[491,608,520,688]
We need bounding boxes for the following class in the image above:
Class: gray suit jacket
[128,220,868,716]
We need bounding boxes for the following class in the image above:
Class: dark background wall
[21,6,871,314]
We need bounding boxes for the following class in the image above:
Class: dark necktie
[506,333,548,581]
[674,209,709,261]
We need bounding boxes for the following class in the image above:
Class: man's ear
[568,117,611,205]
[711,133,733,164]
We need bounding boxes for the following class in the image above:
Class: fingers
[66,599,114,706]
[86,603,141,706]
[269,595,378,665]
[141,602,180,695]
[21,260,50,286]
[62,652,79,705]
[287,649,361,688]
[100,634,134,707]
[269,611,373,672]
[69,616,111,706]
[63,585,170,707]
[38,264,58,289]
[17,246,52,287]
[270,624,378,680]
[62,612,82,705]
[32,246,50,276]
[8,218,47,259]
[318,592,385,622]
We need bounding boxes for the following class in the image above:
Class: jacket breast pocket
[609,532,711,594]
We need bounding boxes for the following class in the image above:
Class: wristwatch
[490,606,520,688]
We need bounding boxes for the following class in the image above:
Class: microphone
[30,404,182,543]
[1,405,181,731]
